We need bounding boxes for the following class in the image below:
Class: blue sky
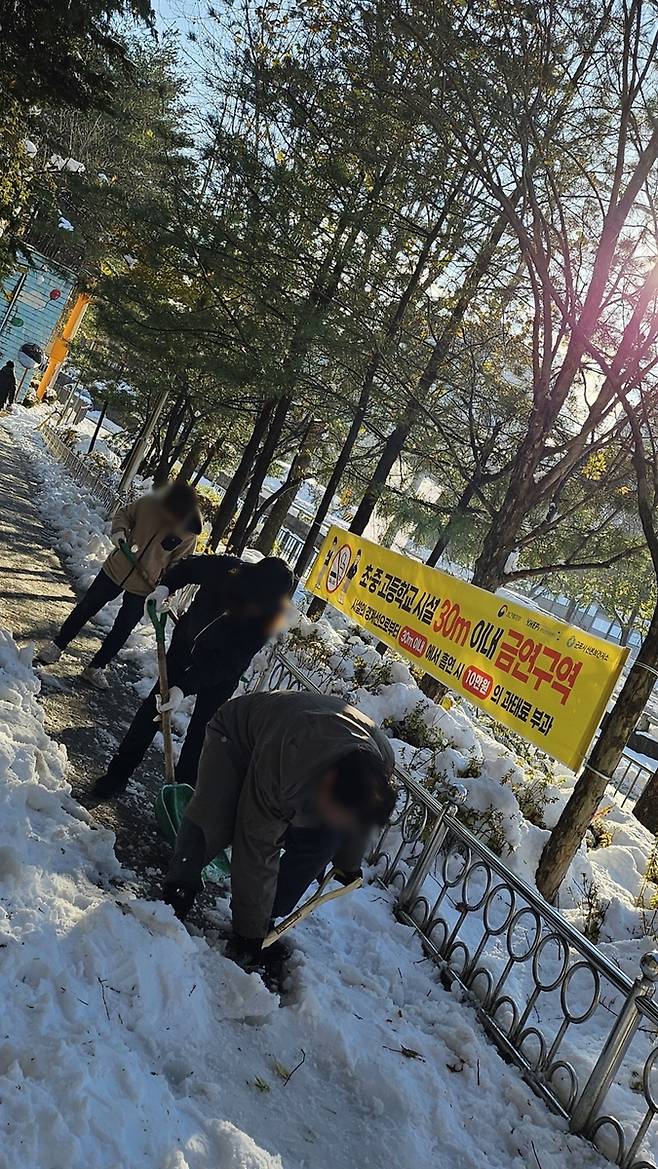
[151,0,214,101]
[153,0,193,36]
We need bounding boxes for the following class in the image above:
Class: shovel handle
[147,599,176,785]
[262,868,363,948]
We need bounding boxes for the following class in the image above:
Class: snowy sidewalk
[0,418,609,1169]
[0,421,76,644]
[0,423,175,888]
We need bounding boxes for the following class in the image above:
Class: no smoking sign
[326,544,352,592]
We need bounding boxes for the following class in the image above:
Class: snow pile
[0,599,608,1168]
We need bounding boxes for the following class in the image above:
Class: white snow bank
[0,620,609,1169]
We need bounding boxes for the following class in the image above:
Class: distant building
[0,246,77,401]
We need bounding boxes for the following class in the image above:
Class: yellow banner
[308,526,628,770]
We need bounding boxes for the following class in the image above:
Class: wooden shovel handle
[262,868,363,948]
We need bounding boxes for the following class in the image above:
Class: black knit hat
[240,556,294,603]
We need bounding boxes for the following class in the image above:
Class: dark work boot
[89,772,130,800]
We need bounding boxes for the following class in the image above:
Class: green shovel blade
[155,782,230,882]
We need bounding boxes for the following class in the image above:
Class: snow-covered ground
[0,408,617,1169]
[3,620,613,1169]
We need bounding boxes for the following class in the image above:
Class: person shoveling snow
[36,480,202,688]
[90,554,294,798]
[164,689,397,978]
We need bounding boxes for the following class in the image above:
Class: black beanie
[240,557,294,604]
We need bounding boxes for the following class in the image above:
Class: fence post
[397,802,454,912]
[395,789,463,912]
[570,951,658,1135]
[249,645,278,693]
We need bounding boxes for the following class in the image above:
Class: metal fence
[250,645,658,1169]
[40,423,122,514]
[611,752,655,808]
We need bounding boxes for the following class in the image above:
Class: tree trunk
[306,195,512,625]
[295,388,371,580]
[177,435,204,483]
[470,248,640,593]
[349,415,414,536]
[166,417,196,480]
[350,210,513,544]
[299,195,472,607]
[633,768,658,831]
[208,400,275,550]
[535,602,658,901]
[419,677,448,701]
[564,596,580,623]
[255,418,321,556]
[620,599,641,647]
[192,440,218,486]
[150,390,189,487]
[426,481,478,567]
[415,485,481,692]
[306,414,414,621]
[227,395,291,556]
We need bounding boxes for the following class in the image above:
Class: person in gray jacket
[163,690,396,969]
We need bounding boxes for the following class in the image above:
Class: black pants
[271,826,343,920]
[105,627,223,786]
[168,819,343,926]
[55,568,145,668]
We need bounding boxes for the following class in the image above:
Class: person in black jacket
[90,554,293,799]
[0,361,16,409]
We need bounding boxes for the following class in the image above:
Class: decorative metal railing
[250,645,658,1169]
[40,423,122,514]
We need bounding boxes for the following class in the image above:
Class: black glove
[162,880,197,921]
[225,933,265,970]
[334,867,363,886]
[225,933,291,972]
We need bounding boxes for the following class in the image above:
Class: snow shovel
[155,784,231,883]
[148,599,230,882]
[262,867,363,948]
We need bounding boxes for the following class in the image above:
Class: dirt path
[0,424,175,898]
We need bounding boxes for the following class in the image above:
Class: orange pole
[36,291,91,401]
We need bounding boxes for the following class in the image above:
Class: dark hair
[161,480,200,524]
[240,557,294,604]
[332,751,396,827]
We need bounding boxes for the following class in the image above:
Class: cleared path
[0,423,172,896]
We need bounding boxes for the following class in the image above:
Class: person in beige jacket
[37,481,201,689]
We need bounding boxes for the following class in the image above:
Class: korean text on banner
[308,527,628,771]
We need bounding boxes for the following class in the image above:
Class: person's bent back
[164,690,397,967]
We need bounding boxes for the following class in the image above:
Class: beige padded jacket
[105,495,200,595]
